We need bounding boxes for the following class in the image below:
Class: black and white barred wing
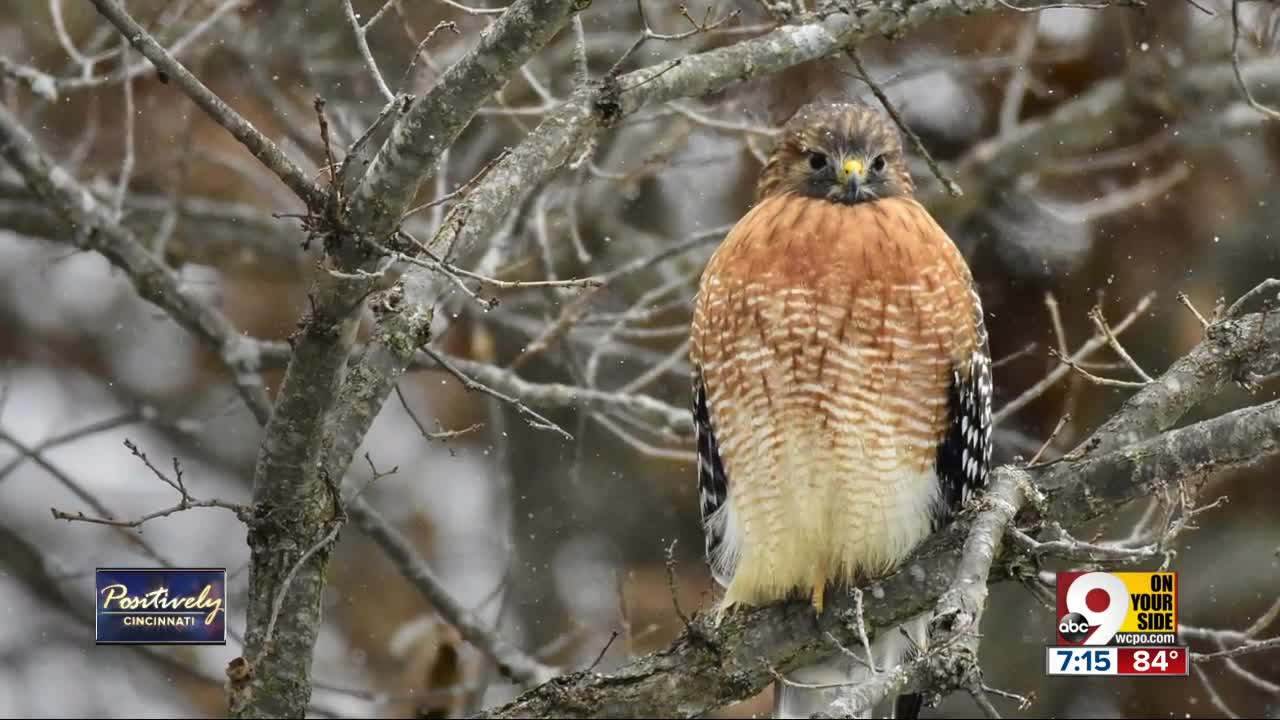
[931,336,993,529]
[693,373,733,587]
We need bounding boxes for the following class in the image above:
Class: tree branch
[1231,0,1280,122]
[924,55,1280,223]
[348,497,557,687]
[0,101,273,425]
[87,0,327,210]
[349,0,1149,515]
[478,398,1280,718]
[344,0,581,237]
[475,294,1280,717]
[1071,296,1280,457]
[223,3,584,716]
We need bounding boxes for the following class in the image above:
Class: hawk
[690,102,992,719]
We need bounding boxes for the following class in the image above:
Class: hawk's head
[756,102,914,205]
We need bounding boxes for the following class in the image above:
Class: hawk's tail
[772,614,928,719]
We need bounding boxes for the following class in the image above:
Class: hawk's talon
[811,578,826,617]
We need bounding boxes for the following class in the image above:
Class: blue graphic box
[95,568,227,645]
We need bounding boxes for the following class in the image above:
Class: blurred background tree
[0,0,1277,717]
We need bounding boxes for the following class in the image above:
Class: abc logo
[1058,612,1092,643]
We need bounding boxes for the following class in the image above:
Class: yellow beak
[837,158,866,187]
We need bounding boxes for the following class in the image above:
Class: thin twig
[847,48,962,197]
[401,148,509,221]
[849,588,876,673]
[347,497,557,686]
[667,102,780,137]
[611,0,742,74]
[1212,634,1280,694]
[361,0,399,31]
[123,439,182,494]
[1194,664,1243,719]
[402,20,462,90]
[1232,0,1280,122]
[1193,636,1280,662]
[969,685,1004,719]
[1007,527,1158,564]
[998,20,1037,136]
[259,521,344,656]
[616,338,691,395]
[1177,292,1211,329]
[1244,595,1280,638]
[421,346,573,440]
[992,341,1039,369]
[0,410,152,484]
[995,293,1154,423]
[5,0,241,95]
[1089,306,1155,382]
[394,383,483,442]
[587,631,620,673]
[1027,413,1071,466]
[589,411,696,464]
[1225,278,1280,317]
[1045,293,1069,356]
[51,440,247,530]
[981,683,1032,710]
[51,0,92,72]
[50,499,245,529]
[1049,348,1151,388]
[437,0,507,15]
[111,37,135,220]
[401,232,604,289]
[314,97,339,201]
[1182,0,1213,15]
[0,429,131,533]
[995,0,1118,9]
[87,0,327,209]
[1053,164,1190,223]
[343,0,395,103]
[664,539,694,633]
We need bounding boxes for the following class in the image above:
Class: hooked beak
[835,157,867,191]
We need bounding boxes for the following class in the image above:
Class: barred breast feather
[690,193,989,611]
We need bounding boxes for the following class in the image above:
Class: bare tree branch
[478,398,1280,718]
[1071,294,1280,458]
[87,0,327,210]
[49,440,248,530]
[343,0,396,103]
[224,3,584,716]
[0,101,273,424]
[475,294,1280,718]
[1,0,242,98]
[1232,0,1280,122]
[344,0,581,236]
[348,497,557,687]
[925,55,1280,223]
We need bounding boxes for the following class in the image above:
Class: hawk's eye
[807,151,828,171]
[870,154,887,174]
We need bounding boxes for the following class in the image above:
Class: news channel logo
[95,568,226,645]
[1055,571,1178,646]
[1046,571,1189,677]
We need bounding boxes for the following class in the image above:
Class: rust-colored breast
[690,193,981,604]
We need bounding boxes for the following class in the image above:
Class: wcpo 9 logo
[1056,571,1179,647]
[1056,572,1129,644]
[1048,571,1187,678]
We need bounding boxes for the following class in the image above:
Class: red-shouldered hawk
[690,102,992,719]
